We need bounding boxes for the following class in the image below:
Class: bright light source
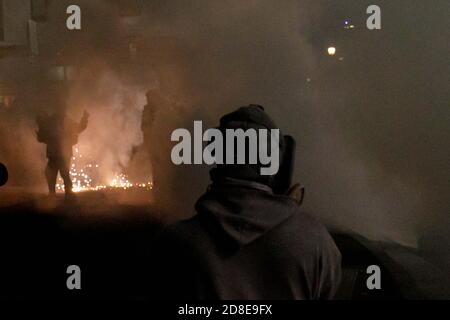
[327,47,336,56]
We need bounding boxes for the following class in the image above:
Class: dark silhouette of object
[152,105,342,300]
[36,108,89,195]
[0,163,7,186]
[141,89,163,200]
[141,90,159,135]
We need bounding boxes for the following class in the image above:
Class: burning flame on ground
[56,147,152,193]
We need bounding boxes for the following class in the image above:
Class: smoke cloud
[0,0,448,264]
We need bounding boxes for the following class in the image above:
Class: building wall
[1,0,31,45]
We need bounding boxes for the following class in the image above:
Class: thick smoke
[68,67,148,184]
[0,1,448,262]
[132,0,449,249]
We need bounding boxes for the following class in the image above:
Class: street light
[327,46,336,56]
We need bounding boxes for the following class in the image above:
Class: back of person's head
[210,105,295,194]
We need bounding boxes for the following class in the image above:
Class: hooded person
[149,105,341,300]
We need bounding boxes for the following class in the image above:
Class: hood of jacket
[195,178,298,248]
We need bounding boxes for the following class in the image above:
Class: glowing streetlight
[327,46,336,56]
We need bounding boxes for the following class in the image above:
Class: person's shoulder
[287,207,334,244]
[291,208,327,230]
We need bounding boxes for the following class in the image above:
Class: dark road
[0,190,163,299]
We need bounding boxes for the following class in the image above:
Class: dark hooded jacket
[150,105,341,300]
[152,178,341,300]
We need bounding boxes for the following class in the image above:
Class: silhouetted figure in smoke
[141,89,164,200]
[0,162,7,187]
[142,90,158,135]
[152,105,341,300]
[36,108,89,196]
[141,90,158,167]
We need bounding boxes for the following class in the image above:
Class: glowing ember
[56,147,152,193]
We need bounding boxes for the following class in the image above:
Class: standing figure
[37,107,89,196]
[141,89,163,199]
